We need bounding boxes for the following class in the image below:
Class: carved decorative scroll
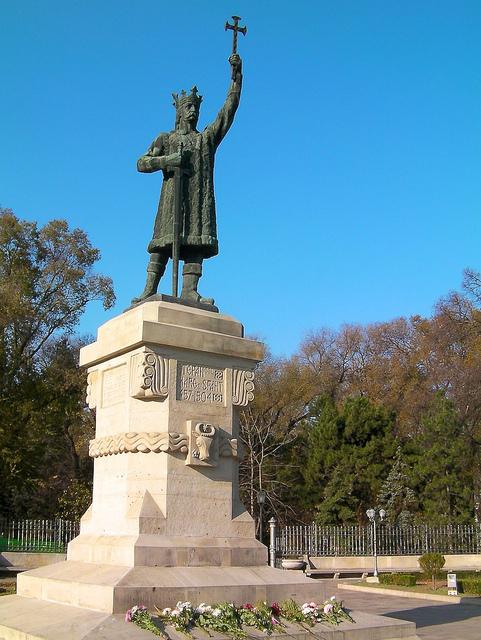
[131,351,169,399]
[89,432,187,458]
[232,369,255,406]
[86,371,98,409]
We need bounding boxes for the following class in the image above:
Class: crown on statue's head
[172,86,203,111]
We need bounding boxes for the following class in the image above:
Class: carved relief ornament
[89,425,238,463]
[89,432,188,458]
[232,368,255,406]
[86,371,98,409]
[185,421,238,467]
[130,350,169,399]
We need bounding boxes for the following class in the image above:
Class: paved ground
[332,582,481,640]
[2,575,481,639]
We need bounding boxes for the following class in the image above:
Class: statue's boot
[131,253,166,304]
[181,261,215,306]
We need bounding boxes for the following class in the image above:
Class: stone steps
[0,595,420,640]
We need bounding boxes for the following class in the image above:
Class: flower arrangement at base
[125,605,165,636]
[282,597,354,626]
[124,596,353,637]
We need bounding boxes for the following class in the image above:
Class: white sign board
[447,573,457,596]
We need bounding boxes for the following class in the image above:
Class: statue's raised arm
[207,54,243,149]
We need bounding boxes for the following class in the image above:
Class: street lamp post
[366,508,386,577]
[257,490,266,542]
[268,517,276,567]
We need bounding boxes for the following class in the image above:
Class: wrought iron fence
[276,523,481,557]
[0,518,79,553]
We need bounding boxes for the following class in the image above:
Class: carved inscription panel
[101,365,127,407]
[177,362,225,405]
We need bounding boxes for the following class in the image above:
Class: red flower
[271,603,281,616]
[243,603,254,610]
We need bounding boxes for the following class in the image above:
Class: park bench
[304,566,369,579]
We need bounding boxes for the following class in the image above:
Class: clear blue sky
[1,1,480,355]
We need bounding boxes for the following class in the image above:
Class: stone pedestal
[16,302,328,612]
[68,301,265,568]
[3,301,420,638]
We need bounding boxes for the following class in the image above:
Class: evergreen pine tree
[412,395,473,523]
[377,445,416,525]
[303,396,396,524]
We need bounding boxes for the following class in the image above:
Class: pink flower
[323,603,333,614]
[125,610,132,622]
[271,617,279,625]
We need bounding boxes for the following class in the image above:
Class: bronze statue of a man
[133,54,243,305]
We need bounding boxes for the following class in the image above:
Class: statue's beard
[181,113,198,128]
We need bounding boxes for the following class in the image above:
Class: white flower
[162,607,172,615]
[323,603,333,614]
[196,603,212,614]
[171,609,180,617]
[212,608,222,617]
[330,595,336,601]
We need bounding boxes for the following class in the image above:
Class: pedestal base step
[18,561,330,613]
[0,595,420,640]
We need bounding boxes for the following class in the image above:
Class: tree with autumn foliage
[241,269,481,525]
[0,209,114,517]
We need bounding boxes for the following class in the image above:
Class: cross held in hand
[225,15,247,55]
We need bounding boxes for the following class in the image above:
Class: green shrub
[455,571,481,579]
[418,553,445,589]
[458,579,481,596]
[379,573,417,587]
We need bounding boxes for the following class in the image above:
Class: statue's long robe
[138,86,241,259]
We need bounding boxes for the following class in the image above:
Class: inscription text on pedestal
[177,362,225,404]
[101,365,127,407]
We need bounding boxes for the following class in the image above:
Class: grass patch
[360,582,451,595]
[0,537,64,553]
[0,579,16,596]
[379,573,417,587]
[353,580,479,598]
